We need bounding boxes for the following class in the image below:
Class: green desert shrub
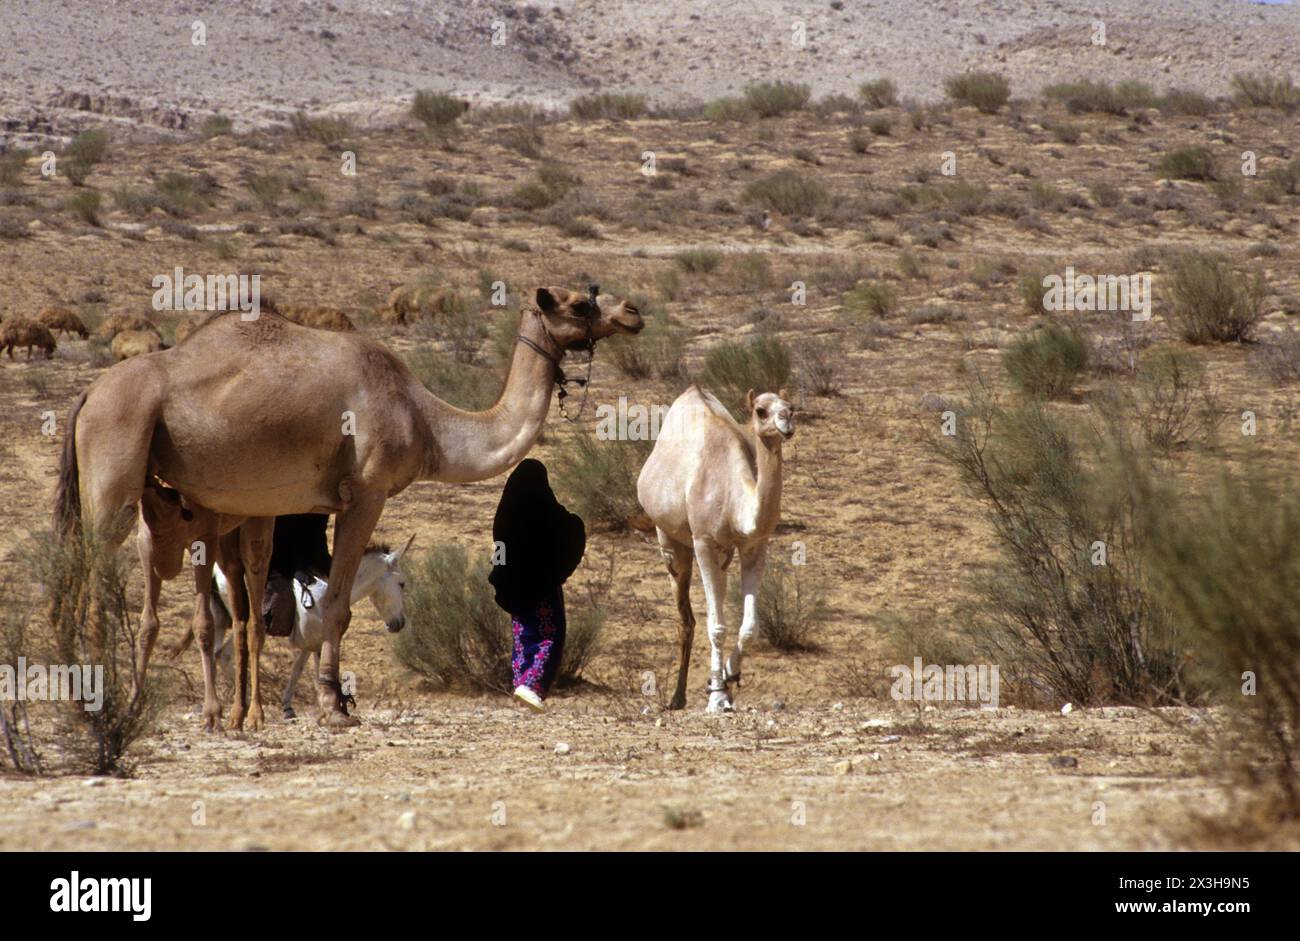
[755,555,830,651]
[702,97,752,122]
[569,92,647,120]
[673,247,723,274]
[411,90,465,129]
[64,190,102,226]
[843,281,897,319]
[935,388,1194,706]
[0,148,28,186]
[551,429,653,531]
[741,170,828,217]
[944,72,1011,113]
[1158,88,1217,116]
[1158,146,1217,181]
[607,310,686,380]
[858,78,898,109]
[1127,461,1300,816]
[30,530,167,774]
[742,81,811,117]
[1230,71,1300,112]
[1044,80,1154,115]
[394,543,510,690]
[289,111,353,148]
[1002,322,1089,398]
[1164,251,1266,344]
[700,335,792,419]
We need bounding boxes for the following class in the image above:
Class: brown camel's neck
[415,309,559,483]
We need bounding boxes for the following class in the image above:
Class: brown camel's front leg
[239,518,274,732]
[317,494,384,728]
[191,528,223,732]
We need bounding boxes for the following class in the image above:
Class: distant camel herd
[45,285,794,728]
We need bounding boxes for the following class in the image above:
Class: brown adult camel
[54,286,643,730]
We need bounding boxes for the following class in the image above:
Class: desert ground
[1,2,1299,851]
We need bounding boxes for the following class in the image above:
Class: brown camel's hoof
[318,709,360,729]
[225,711,245,733]
[246,707,265,732]
[202,706,223,733]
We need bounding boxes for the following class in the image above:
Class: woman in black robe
[488,459,586,710]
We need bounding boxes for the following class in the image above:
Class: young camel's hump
[637,385,755,546]
[76,314,427,520]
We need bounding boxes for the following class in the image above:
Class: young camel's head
[746,389,795,443]
[533,286,644,349]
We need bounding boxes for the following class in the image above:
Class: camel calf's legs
[134,545,163,701]
[657,529,696,710]
[190,529,223,732]
[239,518,274,731]
[693,537,732,713]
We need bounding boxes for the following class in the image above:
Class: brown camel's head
[534,286,644,349]
[746,388,795,442]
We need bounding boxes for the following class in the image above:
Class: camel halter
[517,284,599,423]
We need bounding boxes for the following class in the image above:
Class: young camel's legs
[726,543,767,706]
[317,494,384,727]
[190,526,223,732]
[238,518,274,731]
[134,548,163,700]
[218,536,250,731]
[657,528,695,710]
[693,536,732,713]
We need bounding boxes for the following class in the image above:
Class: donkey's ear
[535,287,560,313]
[745,388,757,411]
[395,532,416,562]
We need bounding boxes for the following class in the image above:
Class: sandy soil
[0,698,1235,851]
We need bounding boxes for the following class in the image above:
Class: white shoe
[513,685,545,712]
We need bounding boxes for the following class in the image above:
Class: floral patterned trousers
[511,589,566,699]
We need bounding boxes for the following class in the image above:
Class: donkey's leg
[657,528,695,710]
[239,518,274,731]
[190,528,223,732]
[283,649,309,720]
[693,537,731,713]
[726,543,767,706]
[317,495,384,728]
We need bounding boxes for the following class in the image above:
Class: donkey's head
[361,533,414,634]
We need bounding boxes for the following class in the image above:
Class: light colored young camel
[54,287,643,730]
[637,385,794,712]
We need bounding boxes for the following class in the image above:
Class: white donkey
[210,536,413,719]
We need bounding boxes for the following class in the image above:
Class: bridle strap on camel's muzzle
[516,285,601,421]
